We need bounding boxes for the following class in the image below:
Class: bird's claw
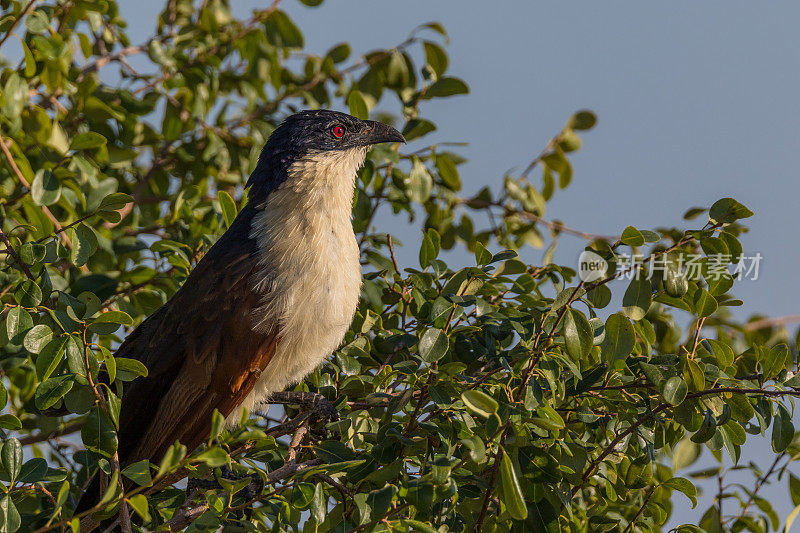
[186,466,263,500]
[268,391,340,435]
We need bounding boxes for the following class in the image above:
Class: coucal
[76,110,404,515]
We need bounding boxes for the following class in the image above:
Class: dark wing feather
[115,207,277,464]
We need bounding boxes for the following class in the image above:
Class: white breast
[233,147,367,419]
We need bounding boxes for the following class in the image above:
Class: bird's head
[246,110,404,205]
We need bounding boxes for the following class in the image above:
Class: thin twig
[0,227,35,280]
[0,136,72,248]
[387,234,400,273]
[623,486,656,533]
[744,315,800,331]
[735,452,785,521]
[688,317,707,359]
[475,428,508,531]
[0,0,37,49]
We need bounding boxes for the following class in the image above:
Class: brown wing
[115,212,277,464]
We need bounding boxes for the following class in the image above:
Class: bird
[75,110,404,517]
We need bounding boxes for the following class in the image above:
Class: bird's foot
[267,391,340,424]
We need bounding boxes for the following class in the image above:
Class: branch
[518,210,619,241]
[18,420,83,446]
[744,315,800,331]
[166,459,323,531]
[623,486,656,533]
[0,0,37,50]
[575,386,800,497]
[735,451,786,521]
[78,43,150,80]
[0,227,35,281]
[475,429,508,531]
[0,136,72,248]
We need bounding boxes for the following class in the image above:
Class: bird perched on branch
[76,110,404,516]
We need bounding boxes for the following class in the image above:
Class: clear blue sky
[124,1,800,528]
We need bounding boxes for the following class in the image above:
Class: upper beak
[360,120,405,145]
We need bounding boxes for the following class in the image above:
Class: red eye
[332,125,345,138]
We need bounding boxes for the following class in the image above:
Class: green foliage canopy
[0,1,799,532]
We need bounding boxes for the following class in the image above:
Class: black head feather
[245,110,403,205]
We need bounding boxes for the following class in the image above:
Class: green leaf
[426,77,469,97]
[772,404,794,453]
[402,119,436,142]
[761,343,788,380]
[567,110,597,130]
[0,495,20,533]
[423,41,448,77]
[127,494,150,522]
[406,157,433,203]
[265,10,304,48]
[23,324,52,353]
[622,277,651,321]
[419,328,448,363]
[115,357,149,380]
[99,469,119,505]
[600,313,636,364]
[347,91,369,120]
[311,483,326,522]
[692,288,718,317]
[461,390,498,418]
[620,226,645,247]
[661,376,688,405]
[563,309,593,361]
[218,190,237,228]
[15,279,42,307]
[68,227,91,267]
[419,229,440,269]
[70,132,107,150]
[691,410,716,444]
[313,441,356,463]
[433,154,460,191]
[6,306,33,343]
[1,438,22,482]
[709,197,753,224]
[122,461,153,486]
[24,9,50,33]
[663,477,697,508]
[157,442,186,477]
[195,447,229,467]
[31,169,61,206]
[21,38,36,77]
[706,339,734,367]
[88,310,133,334]
[498,449,527,520]
[36,336,67,381]
[18,458,48,483]
[98,192,134,211]
[397,520,437,533]
[34,375,75,410]
[786,505,800,533]
[82,406,118,459]
[726,395,754,423]
[326,42,350,63]
[474,241,491,266]
[672,439,700,471]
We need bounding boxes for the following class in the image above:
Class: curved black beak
[360,120,405,146]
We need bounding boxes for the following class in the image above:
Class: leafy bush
[0,1,798,532]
